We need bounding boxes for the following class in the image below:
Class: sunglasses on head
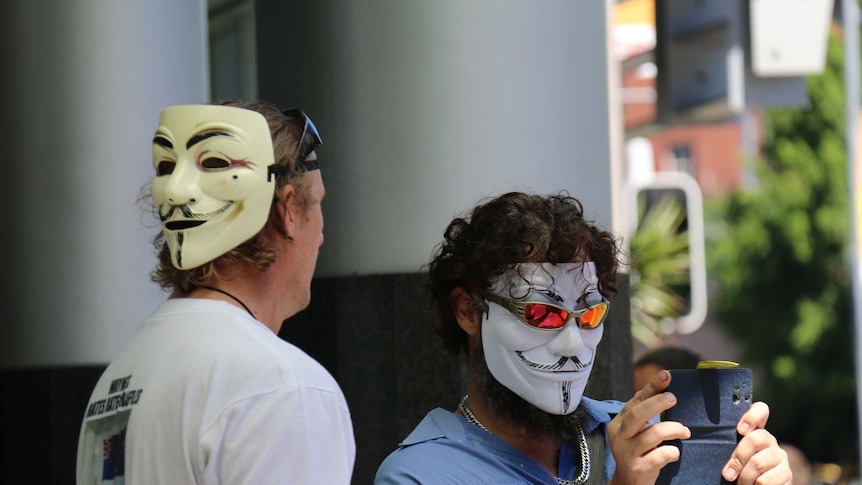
[269,108,322,181]
[480,291,609,330]
[285,107,322,172]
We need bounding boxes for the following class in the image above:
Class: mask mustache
[159,202,235,228]
[516,353,591,371]
[159,204,196,222]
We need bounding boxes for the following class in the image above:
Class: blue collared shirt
[374,397,625,484]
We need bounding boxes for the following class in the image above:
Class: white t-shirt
[76,298,355,484]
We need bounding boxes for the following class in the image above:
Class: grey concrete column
[257,1,617,276]
[0,0,209,367]
[256,1,628,482]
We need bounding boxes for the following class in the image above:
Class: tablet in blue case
[656,367,753,485]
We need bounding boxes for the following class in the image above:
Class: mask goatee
[472,341,587,441]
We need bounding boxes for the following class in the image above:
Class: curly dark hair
[150,100,315,294]
[426,192,622,355]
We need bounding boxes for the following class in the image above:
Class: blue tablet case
[656,367,753,485]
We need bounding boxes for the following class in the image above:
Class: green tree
[707,35,856,463]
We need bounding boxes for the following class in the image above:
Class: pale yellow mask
[151,105,275,269]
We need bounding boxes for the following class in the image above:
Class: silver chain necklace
[457,395,590,485]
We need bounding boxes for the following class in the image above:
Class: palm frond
[629,194,691,345]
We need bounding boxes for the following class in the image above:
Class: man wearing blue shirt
[375,192,791,485]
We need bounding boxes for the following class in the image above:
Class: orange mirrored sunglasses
[482,291,609,330]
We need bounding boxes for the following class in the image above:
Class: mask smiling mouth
[165,220,206,230]
[160,202,235,231]
[515,352,593,372]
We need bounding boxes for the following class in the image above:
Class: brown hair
[150,100,314,294]
[426,192,622,355]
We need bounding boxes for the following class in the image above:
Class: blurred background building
[618,1,858,483]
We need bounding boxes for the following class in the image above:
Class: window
[209,0,256,101]
[668,143,694,176]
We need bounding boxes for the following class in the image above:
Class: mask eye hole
[201,157,230,169]
[156,161,175,175]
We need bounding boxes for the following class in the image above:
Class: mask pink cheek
[201,172,261,200]
[150,179,167,205]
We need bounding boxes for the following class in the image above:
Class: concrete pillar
[0,0,208,480]
[257,1,617,276]
[0,0,209,367]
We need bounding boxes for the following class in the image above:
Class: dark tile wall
[281,272,465,484]
[0,366,104,484]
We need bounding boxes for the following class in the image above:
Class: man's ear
[275,184,298,237]
[452,287,482,336]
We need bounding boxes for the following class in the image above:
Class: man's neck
[183,265,292,334]
[461,384,565,477]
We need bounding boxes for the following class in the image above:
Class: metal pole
[843,0,862,470]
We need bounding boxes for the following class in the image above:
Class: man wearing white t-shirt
[76,101,355,484]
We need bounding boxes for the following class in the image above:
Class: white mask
[480,262,606,415]
[150,105,276,270]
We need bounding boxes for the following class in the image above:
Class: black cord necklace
[198,285,255,318]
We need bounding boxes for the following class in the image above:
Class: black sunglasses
[268,108,322,181]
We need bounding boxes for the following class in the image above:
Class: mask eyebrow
[186,130,233,150]
[153,135,173,149]
[542,290,564,303]
[577,286,602,306]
